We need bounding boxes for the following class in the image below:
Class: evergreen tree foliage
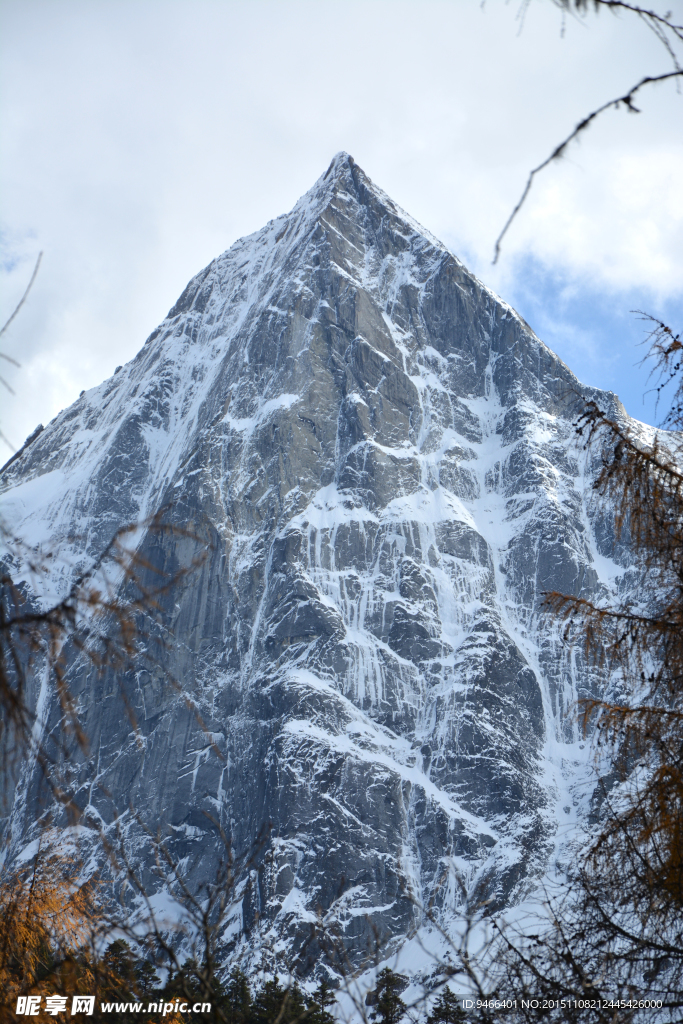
[427,988,468,1024]
[251,977,307,1024]
[369,968,407,1024]
[305,978,336,1024]
[224,967,252,1024]
[134,957,161,996]
[102,940,136,994]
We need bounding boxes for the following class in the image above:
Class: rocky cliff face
[0,154,628,976]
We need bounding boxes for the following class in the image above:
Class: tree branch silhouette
[493,69,682,263]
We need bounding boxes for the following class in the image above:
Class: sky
[1,0,682,453]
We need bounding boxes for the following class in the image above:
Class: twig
[0,428,16,452]
[0,251,43,338]
[493,70,682,262]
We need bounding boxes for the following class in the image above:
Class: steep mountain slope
[0,153,628,975]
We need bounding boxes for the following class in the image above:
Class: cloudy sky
[1,0,681,452]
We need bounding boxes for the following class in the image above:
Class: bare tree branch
[0,251,42,339]
[551,1,683,45]
[493,69,682,262]
[0,428,16,453]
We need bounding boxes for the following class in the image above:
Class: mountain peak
[323,150,355,179]
[2,156,629,982]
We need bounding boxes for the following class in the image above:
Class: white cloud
[1,0,681,448]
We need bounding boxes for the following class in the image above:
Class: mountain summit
[1,155,626,977]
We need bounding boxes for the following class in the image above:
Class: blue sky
[503,257,683,426]
[1,0,681,448]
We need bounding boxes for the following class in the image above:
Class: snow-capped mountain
[1,153,628,976]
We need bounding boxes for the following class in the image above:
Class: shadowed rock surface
[0,154,629,977]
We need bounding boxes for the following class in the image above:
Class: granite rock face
[1,154,627,975]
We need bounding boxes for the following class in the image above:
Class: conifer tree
[251,977,307,1024]
[369,968,407,1024]
[134,957,160,996]
[102,939,136,994]
[306,977,336,1024]
[224,967,252,1024]
[427,988,468,1024]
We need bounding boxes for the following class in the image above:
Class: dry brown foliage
[545,394,683,902]
[493,318,683,1020]
[0,839,102,1022]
